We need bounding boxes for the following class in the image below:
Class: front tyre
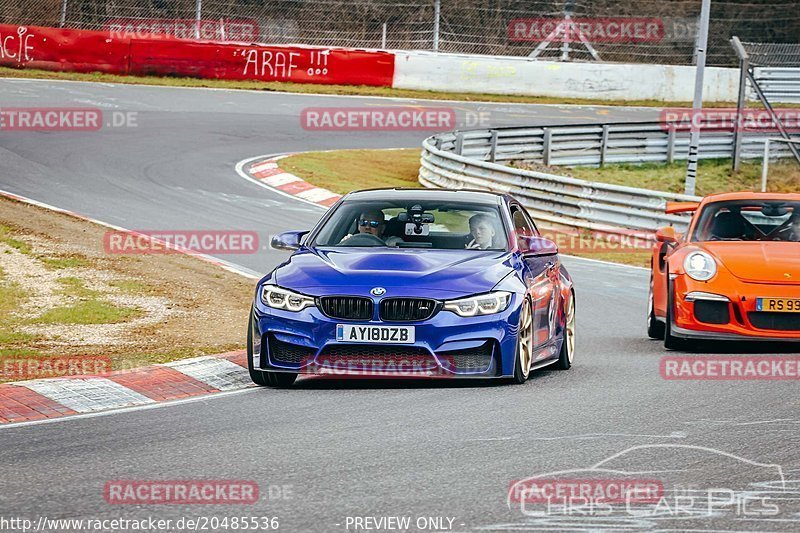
[512,298,534,384]
[664,279,688,351]
[247,307,298,388]
[554,291,575,370]
[647,274,666,340]
[247,309,268,386]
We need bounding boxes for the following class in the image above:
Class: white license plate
[336,324,415,344]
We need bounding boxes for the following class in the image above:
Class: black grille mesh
[268,335,315,364]
[379,298,439,321]
[319,296,373,320]
[436,342,494,373]
[748,312,800,331]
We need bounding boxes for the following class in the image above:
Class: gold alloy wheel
[518,300,533,378]
[564,292,576,363]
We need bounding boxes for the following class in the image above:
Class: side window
[512,208,535,237]
[511,207,536,250]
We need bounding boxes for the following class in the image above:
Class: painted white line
[262,172,302,187]
[0,188,262,280]
[19,378,154,413]
[0,387,259,430]
[163,357,251,391]
[234,154,328,210]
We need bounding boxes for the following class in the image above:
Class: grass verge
[0,196,252,383]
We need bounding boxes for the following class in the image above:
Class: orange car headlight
[684,251,717,282]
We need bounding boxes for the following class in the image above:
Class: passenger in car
[782,212,800,242]
[465,214,497,249]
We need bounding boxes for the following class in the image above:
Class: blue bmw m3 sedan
[248,189,575,387]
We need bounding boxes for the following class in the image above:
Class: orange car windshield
[692,200,800,242]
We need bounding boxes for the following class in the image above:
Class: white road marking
[18,378,154,413]
[295,187,340,203]
[234,154,328,210]
[163,356,251,391]
[262,172,302,187]
[0,388,259,430]
[249,160,278,173]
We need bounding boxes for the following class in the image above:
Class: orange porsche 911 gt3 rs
[648,192,800,349]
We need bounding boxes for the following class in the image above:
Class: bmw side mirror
[271,231,309,251]
[519,235,558,256]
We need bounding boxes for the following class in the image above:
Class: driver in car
[465,214,497,249]
[340,209,402,246]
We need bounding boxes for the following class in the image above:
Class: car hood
[700,242,800,285]
[274,248,515,297]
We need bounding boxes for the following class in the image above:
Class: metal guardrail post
[666,126,676,164]
[432,0,441,51]
[489,130,499,163]
[600,125,610,167]
[761,138,771,192]
[455,132,464,156]
[195,0,203,39]
[59,0,68,27]
[542,128,552,166]
[730,36,750,172]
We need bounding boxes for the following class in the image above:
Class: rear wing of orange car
[665,201,700,214]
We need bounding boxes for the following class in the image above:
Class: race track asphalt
[0,79,798,532]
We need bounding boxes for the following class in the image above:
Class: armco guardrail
[419,134,700,234]
[436,121,798,167]
[754,67,800,104]
[419,121,799,234]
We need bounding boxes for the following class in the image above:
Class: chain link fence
[1,0,799,65]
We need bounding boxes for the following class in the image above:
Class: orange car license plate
[756,297,800,313]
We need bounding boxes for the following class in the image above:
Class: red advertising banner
[0,24,395,87]
[0,25,130,74]
[129,40,394,85]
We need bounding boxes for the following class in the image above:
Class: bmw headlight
[261,284,315,312]
[444,291,511,317]
[684,251,717,281]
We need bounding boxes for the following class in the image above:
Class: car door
[511,205,558,350]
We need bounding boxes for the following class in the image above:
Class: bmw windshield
[311,199,510,251]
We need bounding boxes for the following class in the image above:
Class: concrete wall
[393,51,740,102]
